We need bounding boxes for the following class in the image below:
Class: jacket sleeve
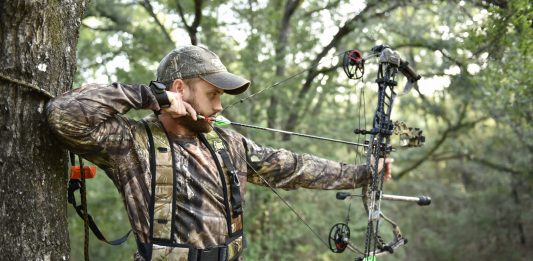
[235,132,370,190]
[46,83,159,173]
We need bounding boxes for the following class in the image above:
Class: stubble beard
[176,116,212,133]
[176,95,213,133]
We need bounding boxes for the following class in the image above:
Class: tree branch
[396,105,489,179]
[191,0,203,32]
[176,0,191,30]
[429,153,524,175]
[176,0,203,45]
[471,0,508,9]
[282,1,403,139]
[302,0,341,17]
[141,0,174,44]
[393,42,465,68]
[269,0,302,129]
[81,22,120,32]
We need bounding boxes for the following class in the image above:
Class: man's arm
[46,83,159,171]
[238,134,371,190]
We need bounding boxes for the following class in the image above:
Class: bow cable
[210,44,430,260]
[211,127,332,249]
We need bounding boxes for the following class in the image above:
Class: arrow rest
[329,223,351,253]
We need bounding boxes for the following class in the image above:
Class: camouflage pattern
[156,45,250,94]
[46,83,371,258]
[151,244,190,261]
[146,119,175,240]
[226,236,243,259]
[157,45,227,82]
[393,121,425,148]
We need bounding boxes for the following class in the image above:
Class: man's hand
[160,91,197,120]
[383,158,393,182]
[372,157,394,182]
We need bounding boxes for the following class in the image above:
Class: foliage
[70,0,532,260]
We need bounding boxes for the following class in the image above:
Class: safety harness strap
[201,130,243,218]
[141,118,178,245]
[216,146,243,217]
[146,234,244,261]
[67,152,132,246]
[141,119,245,261]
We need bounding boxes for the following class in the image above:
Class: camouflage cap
[156,45,250,95]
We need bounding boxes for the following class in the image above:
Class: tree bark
[0,0,87,260]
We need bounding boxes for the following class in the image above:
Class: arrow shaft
[229,121,367,148]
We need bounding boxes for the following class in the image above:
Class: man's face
[179,79,224,133]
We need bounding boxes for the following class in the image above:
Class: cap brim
[200,72,250,95]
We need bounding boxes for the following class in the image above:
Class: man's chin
[194,124,213,133]
[176,116,212,133]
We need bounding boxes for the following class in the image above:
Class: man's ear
[169,79,185,93]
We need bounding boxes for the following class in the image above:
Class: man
[47,45,390,261]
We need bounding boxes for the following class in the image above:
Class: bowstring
[341,55,371,257]
[349,77,368,220]
[212,128,330,249]
[217,48,379,254]
[215,52,381,250]
[221,50,347,114]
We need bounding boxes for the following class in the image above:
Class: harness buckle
[230,170,240,186]
[197,246,227,261]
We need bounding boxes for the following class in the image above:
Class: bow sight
[330,45,431,260]
[393,121,425,148]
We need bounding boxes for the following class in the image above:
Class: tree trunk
[0,0,87,260]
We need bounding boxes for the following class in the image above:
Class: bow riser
[363,61,400,258]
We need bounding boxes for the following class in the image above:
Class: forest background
[64,0,531,260]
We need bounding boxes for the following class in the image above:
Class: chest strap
[201,130,243,217]
[141,120,177,247]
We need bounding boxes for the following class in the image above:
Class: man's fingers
[370,157,393,182]
[159,91,198,119]
[183,102,197,121]
[384,158,393,182]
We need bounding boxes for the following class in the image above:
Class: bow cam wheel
[329,223,350,253]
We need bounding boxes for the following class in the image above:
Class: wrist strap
[149,81,171,109]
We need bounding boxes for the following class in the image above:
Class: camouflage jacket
[46,83,370,250]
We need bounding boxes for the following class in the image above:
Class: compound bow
[328,44,431,260]
[215,44,431,260]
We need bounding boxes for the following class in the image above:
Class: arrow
[197,115,368,148]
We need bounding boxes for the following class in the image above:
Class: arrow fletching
[197,115,232,127]
[212,115,231,127]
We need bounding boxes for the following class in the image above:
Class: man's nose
[213,100,222,113]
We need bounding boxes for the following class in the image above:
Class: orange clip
[70,166,97,180]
